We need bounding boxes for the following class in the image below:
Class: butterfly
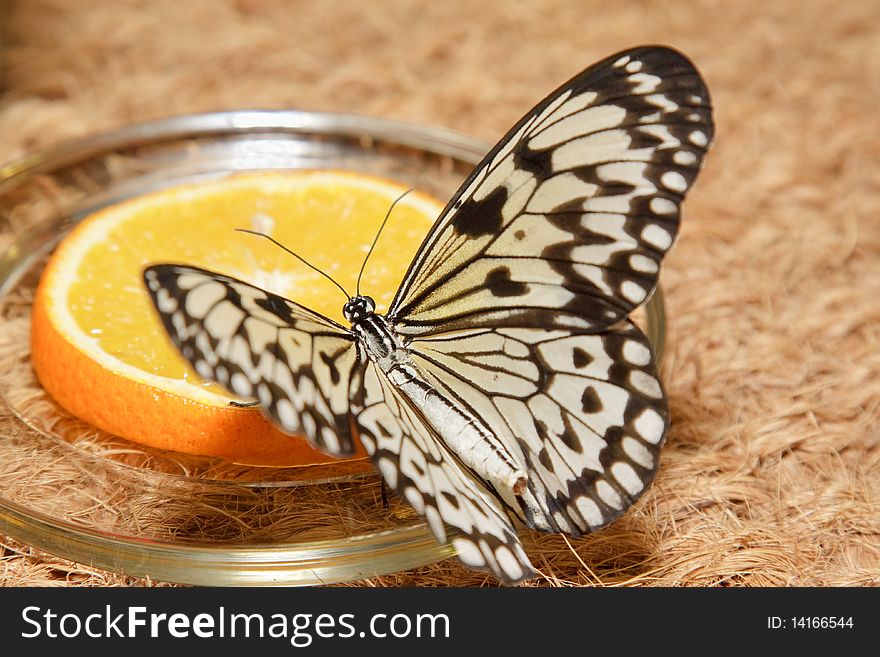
[144,46,713,584]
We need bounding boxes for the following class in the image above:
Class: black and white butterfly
[144,46,713,584]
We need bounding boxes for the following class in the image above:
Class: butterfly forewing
[388,46,712,336]
[144,265,359,456]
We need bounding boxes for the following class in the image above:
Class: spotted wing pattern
[408,322,667,535]
[388,46,713,336]
[144,264,359,456]
[350,356,536,584]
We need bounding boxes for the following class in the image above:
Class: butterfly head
[343,295,376,323]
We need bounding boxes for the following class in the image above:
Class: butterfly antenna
[356,188,413,296]
[235,228,351,300]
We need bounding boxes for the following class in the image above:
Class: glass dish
[0,110,666,585]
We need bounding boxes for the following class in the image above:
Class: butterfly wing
[143,264,359,456]
[388,46,713,336]
[407,322,666,535]
[350,355,536,584]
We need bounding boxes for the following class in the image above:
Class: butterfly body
[144,46,714,584]
[349,301,528,495]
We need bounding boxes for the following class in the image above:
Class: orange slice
[31,171,442,466]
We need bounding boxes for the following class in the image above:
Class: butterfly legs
[380,477,390,511]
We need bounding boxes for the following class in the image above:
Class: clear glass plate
[0,110,666,586]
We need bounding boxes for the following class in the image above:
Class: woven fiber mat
[0,0,877,586]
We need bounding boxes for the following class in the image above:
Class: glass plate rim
[0,109,666,586]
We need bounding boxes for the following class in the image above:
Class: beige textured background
[1,0,878,586]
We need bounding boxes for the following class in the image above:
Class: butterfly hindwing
[143,264,359,456]
[350,356,536,584]
[407,322,667,535]
[388,46,712,336]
